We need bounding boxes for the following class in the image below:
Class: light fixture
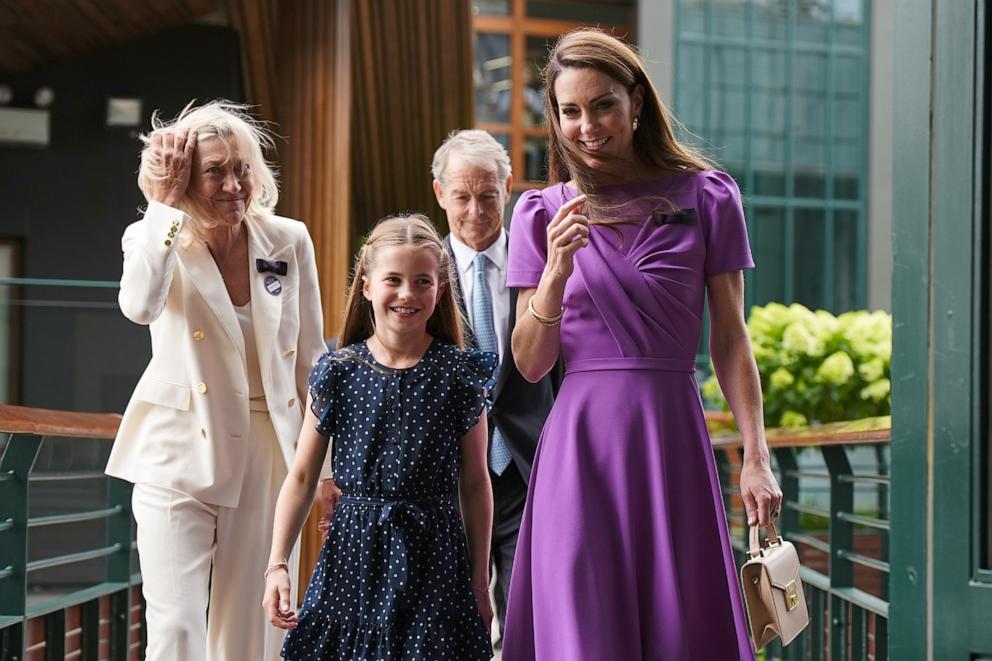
[0,85,12,106]
[106,97,142,127]
[33,86,54,108]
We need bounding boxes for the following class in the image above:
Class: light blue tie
[473,253,512,475]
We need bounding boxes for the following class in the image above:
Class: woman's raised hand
[543,194,590,283]
[262,567,299,630]
[147,129,197,208]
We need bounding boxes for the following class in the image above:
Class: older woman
[502,30,783,659]
[106,100,330,660]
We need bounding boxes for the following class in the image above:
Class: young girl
[263,213,495,660]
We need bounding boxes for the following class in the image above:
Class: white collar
[450,229,507,274]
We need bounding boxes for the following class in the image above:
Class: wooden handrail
[0,403,890,448]
[0,404,121,439]
[710,415,892,450]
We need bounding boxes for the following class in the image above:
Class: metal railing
[0,404,142,660]
[711,415,891,660]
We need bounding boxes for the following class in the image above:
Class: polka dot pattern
[282,339,496,660]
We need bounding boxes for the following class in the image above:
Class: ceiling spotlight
[33,86,54,108]
[0,85,12,106]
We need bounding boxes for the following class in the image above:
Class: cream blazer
[106,201,327,507]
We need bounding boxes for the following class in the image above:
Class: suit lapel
[178,237,246,364]
[445,237,474,347]
[247,217,287,390]
[491,235,514,401]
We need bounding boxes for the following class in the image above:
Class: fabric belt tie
[564,357,696,375]
[338,494,450,593]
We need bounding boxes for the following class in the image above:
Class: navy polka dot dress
[281,338,496,660]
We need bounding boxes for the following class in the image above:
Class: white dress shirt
[450,230,511,363]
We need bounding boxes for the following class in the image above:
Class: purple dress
[502,171,755,660]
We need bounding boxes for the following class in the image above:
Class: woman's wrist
[527,296,564,326]
[538,268,568,294]
[742,449,771,469]
[264,560,289,580]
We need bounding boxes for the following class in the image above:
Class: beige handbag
[739,522,810,649]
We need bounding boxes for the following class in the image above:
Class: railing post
[715,447,744,563]
[44,609,64,661]
[772,446,802,661]
[737,448,749,552]
[875,444,889,601]
[773,447,800,537]
[823,445,855,661]
[106,477,133,661]
[81,599,99,660]
[0,433,43,661]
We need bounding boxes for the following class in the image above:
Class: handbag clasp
[784,581,800,611]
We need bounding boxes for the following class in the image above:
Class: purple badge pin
[264,275,282,296]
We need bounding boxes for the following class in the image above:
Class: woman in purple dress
[502,29,783,660]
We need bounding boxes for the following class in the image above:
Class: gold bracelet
[527,296,564,327]
[263,561,289,580]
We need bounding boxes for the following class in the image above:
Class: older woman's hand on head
[148,128,198,208]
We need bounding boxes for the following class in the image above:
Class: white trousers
[132,410,298,661]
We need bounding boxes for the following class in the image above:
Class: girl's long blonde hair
[337,213,464,349]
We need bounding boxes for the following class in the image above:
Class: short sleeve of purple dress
[502,171,756,660]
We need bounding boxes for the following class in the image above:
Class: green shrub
[702,303,891,428]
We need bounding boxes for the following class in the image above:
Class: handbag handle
[747,521,782,558]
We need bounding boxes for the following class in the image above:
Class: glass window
[0,241,17,403]
[475,33,512,125]
[793,208,826,307]
[713,0,747,36]
[474,0,510,15]
[752,0,788,42]
[680,0,707,34]
[833,210,859,311]
[753,207,787,303]
[527,0,630,24]
[524,136,549,182]
[525,37,554,127]
[834,0,864,45]
[795,0,831,44]
[675,0,868,311]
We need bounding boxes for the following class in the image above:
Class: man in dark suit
[432,130,560,644]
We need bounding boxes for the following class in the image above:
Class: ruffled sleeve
[507,188,551,288]
[307,351,341,437]
[698,170,755,278]
[451,348,499,437]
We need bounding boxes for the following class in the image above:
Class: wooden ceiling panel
[0,0,220,73]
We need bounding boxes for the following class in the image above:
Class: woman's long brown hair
[544,28,715,214]
[337,213,464,349]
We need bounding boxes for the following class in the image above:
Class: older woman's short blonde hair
[137,100,279,231]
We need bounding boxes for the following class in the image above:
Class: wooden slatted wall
[350,0,474,238]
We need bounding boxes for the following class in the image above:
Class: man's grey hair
[431,129,511,186]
